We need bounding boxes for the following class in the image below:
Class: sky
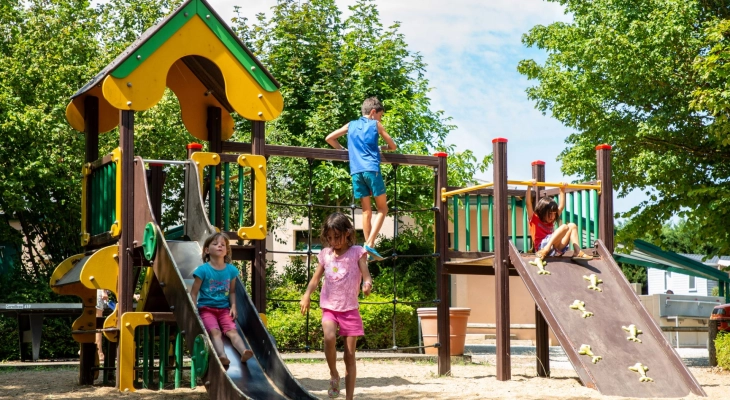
[205,0,642,215]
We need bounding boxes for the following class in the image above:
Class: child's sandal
[572,251,594,261]
[327,377,341,398]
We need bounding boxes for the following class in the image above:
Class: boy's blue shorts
[352,171,386,199]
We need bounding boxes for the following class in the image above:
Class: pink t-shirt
[318,245,367,312]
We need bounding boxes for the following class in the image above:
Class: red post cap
[492,138,508,143]
[187,143,203,150]
[531,160,546,166]
[595,144,612,150]
[433,152,448,158]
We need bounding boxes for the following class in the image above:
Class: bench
[0,303,82,361]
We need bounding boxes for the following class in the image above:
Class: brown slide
[509,240,705,397]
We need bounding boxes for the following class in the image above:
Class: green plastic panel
[192,334,209,377]
[142,222,157,260]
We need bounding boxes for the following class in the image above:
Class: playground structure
[46,0,707,398]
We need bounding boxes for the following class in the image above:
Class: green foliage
[518,0,730,256]
[370,226,437,303]
[266,289,416,350]
[715,332,730,370]
[359,293,417,349]
[644,219,721,257]
[712,286,720,297]
[232,0,489,231]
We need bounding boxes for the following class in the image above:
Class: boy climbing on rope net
[325,97,397,261]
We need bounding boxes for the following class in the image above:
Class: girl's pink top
[318,245,367,312]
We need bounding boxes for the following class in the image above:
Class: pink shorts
[322,308,364,337]
[199,306,237,334]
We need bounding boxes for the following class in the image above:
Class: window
[689,275,696,292]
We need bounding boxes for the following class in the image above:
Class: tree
[517,0,730,255]
[232,0,489,233]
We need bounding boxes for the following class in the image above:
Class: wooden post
[80,96,99,385]
[207,107,222,228]
[251,121,267,313]
[434,152,451,375]
[596,144,614,252]
[117,109,135,386]
[531,160,550,377]
[493,138,511,381]
[709,319,718,367]
[147,165,166,224]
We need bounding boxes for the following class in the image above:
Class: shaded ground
[1,355,728,399]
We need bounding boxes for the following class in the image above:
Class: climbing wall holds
[629,363,654,382]
[569,300,594,318]
[529,258,550,275]
[583,274,603,292]
[622,324,643,343]
[578,344,602,364]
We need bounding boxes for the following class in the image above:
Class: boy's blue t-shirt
[347,117,380,175]
[193,262,239,309]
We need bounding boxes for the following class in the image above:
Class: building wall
[267,210,409,273]
[647,268,712,296]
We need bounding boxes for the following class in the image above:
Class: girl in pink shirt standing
[300,213,373,399]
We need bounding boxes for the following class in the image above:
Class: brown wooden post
[147,164,166,224]
[531,160,550,377]
[596,144,614,252]
[80,96,99,385]
[434,152,451,375]
[251,121,267,313]
[493,137,511,381]
[207,107,223,229]
[117,109,135,386]
[709,319,718,367]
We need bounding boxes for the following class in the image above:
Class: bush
[266,290,417,350]
[716,331,730,370]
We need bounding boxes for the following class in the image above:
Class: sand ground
[1,355,728,399]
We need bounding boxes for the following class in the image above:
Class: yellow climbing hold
[529,257,550,275]
[622,324,643,343]
[578,344,602,364]
[569,300,594,318]
[629,363,654,382]
[583,274,603,292]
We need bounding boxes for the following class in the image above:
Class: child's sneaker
[364,245,384,261]
[572,251,594,261]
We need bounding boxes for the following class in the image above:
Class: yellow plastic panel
[119,312,154,392]
[65,86,120,134]
[110,147,122,237]
[190,152,220,194]
[80,245,119,297]
[102,16,283,121]
[167,60,234,141]
[236,154,267,240]
[50,253,96,343]
[72,306,98,343]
